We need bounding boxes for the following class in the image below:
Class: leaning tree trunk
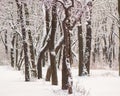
[15,0,30,81]
[118,0,120,76]
[78,21,84,76]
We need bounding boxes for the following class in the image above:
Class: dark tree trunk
[37,6,51,79]
[4,30,8,54]
[61,0,74,94]
[17,48,23,70]
[24,3,36,68]
[42,55,45,67]
[15,34,18,67]
[45,5,52,81]
[45,66,52,81]
[37,42,49,79]
[62,47,68,89]
[62,21,73,93]
[37,57,42,79]
[28,30,36,69]
[78,23,83,76]
[24,3,36,77]
[85,20,92,75]
[118,0,120,76]
[49,1,58,85]
[15,0,30,81]
[11,33,15,67]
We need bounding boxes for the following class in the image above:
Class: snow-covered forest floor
[0,65,120,96]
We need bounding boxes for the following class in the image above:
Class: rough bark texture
[85,2,92,74]
[49,0,58,85]
[24,3,36,68]
[15,34,18,67]
[37,42,49,79]
[61,0,74,94]
[62,47,68,89]
[15,0,30,81]
[11,33,15,67]
[45,66,52,81]
[78,24,83,76]
[85,20,92,75]
[24,3,36,77]
[4,30,8,54]
[45,6,52,81]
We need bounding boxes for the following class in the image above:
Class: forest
[0,0,120,96]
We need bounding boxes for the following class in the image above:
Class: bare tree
[15,0,30,81]
[24,2,37,77]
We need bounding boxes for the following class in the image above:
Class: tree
[59,0,74,94]
[4,30,8,54]
[45,6,51,81]
[10,33,15,67]
[78,20,84,76]
[24,2,37,77]
[85,1,92,75]
[49,0,58,85]
[15,0,30,81]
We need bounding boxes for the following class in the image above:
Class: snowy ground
[0,65,120,96]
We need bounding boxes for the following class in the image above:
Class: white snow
[0,65,56,96]
[72,69,120,96]
[0,65,120,96]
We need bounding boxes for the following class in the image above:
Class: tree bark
[11,33,15,67]
[85,2,92,74]
[85,20,92,75]
[78,23,84,76]
[15,34,18,67]
[61,0,74,94]
[4,30,8,54]
[24,3,37,77]
[49,0,58,85]
[15,0,30,81]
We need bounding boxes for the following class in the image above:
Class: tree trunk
[4,30,8,54]
[15,34,18,67]
[85,20,92,75]
[24,3,37,77]
[78,23,83,76]
[45,5,51,81]
[49,1,58,85]
[62,12,73,94]
[15,0,30,81]
[62,47,68,89]
[10,33,15,67]
[45,66,52,81]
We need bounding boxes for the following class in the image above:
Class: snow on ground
[0,65,120,96]
[72,69,120,96]
[0,65,57,96]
